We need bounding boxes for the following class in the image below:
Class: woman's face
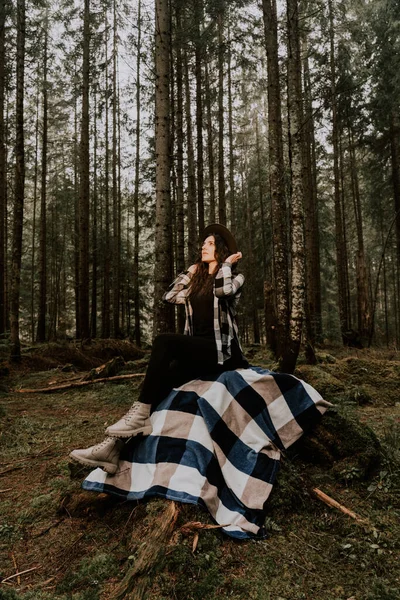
[201,235,216,264]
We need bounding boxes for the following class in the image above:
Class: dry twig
[1,566,40,584]
[11,553,20,585]
[15,373,145,394]
[0,466,23,477]
[312,488,368,524]
[179,521,228,535]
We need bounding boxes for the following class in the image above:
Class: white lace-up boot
[105,401,152,438]
[69,436,123,474]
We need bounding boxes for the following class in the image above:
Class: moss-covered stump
[291,410,381,480]
[295,364,345,396]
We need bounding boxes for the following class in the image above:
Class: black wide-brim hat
[202,223,237,254]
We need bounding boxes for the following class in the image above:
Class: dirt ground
[0,343,399,600]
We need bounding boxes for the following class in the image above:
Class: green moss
[294,409,382,480]
[155,533,224,600]
[295,365,345,396]
[56,552,119,596]
[365,580,400,600]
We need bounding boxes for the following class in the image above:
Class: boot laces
[124,403,141,419]
[93,436,113,451]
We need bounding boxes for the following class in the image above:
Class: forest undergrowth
[0,342,399,600]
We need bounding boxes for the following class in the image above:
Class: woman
[70,224,247,474]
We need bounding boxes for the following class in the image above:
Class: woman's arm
[214,262,245,298]
[162,265,197,304]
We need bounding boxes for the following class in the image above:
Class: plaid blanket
[83,367,331,539]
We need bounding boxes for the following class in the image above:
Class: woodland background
[0,0,400,369]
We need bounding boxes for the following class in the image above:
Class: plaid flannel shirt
[163,263,245,364]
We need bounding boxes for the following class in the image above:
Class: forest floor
[0,342,399,600]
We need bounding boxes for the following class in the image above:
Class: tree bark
[328,0,349,343]
[389,110,400,346]
[205,61,216,223]
[194,0,204,235]
[174,1,185,334]
[262,0,290,365]
[283,0,305,373]
[73,71,80,338]
[0,0,6,336]
[79,0,90,341]
[217,4,226,225]
[10,0,25,361]
[112,0,120,338]
[30,70,41,343]
[348,126,370,342]
[133,0,142,346]
[102,12,111,338]
[153,0,174,336]
[227,20,235,233]
[90,85,98,339]
[183,45,197,264]
[302,38,322,354]
[36,14,48,343]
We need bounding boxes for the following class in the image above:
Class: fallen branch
[0,466,23,477]
[1,566,40,584]
[0,488,12,493]
[15,373,145,394]
[110,501,179,600]
[312,488,368,524]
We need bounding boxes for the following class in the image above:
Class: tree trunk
[217,4,226,225]
[194,0,204,235]
[302,39,322,355]
[283,0,305,374]
[255,116,268,281]
[262,0,290,365]
[102,13,111,338]
[227,20,235,233]
[153,0,174,336]
[205,61,216,223]
[243,155,260,343]
[79,0,90,340]
[348,127,370,343]
[37,15,48,343]
[10,0,25,361]
[30,72,40,343]
[174,1,185,334]
[91,85,98,339]
[389,110,400,346]
[183,45,197,264]
[339,132,352,332]
[112,0,120,338]
[133,0,142,346]
[73,75,80,338]
[0,0,6,336]
[328,0,348,343]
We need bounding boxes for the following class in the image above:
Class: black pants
[138,333,247,407]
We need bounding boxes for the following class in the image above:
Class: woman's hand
[187,264,198,274]
[225,252,242,264]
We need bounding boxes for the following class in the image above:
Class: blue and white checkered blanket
[82,367,331,539]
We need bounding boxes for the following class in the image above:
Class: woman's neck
[208,261,218,274]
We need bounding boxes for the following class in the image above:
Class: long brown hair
[188,233,230,298]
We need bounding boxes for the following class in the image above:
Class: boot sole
[69,451,118,475]
[104,425,152,438]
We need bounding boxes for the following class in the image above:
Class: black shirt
[190,280,214,339]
